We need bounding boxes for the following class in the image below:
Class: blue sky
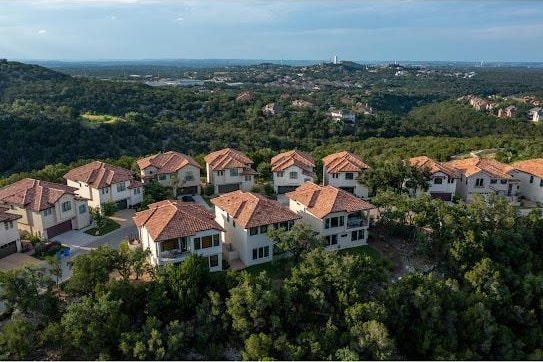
[0,0,542,62]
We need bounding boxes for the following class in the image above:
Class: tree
[89,206,106,232]
[268,222,322,263]
[359,158,430,195]
[116,241,152,280]
[102,201,117,216]
[256,162,271,181]
[66,245,117,296]
[0,314,36,360]
[45,255,63,286]
[242,333,274,361]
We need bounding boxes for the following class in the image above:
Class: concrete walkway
[192,194,212,211]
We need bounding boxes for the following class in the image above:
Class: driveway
[192,194,212,211]
[51,229,98,247]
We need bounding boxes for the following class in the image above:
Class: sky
[0,0,542,62]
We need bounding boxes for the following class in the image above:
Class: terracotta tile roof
[211,191,300,228]
[204,148,254,171]
[133,200,223,242]
[0,207,21,223]
[445,157,515,179]
[408,156,460,178]
[271,150,315,175]
[286,182,375,219]
[137,151,201,175]
[0,178,78,212]
[322,151,369,173]
[64,161,136,189]
[511,159,543,178]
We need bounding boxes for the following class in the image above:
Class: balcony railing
[347,218,367,229]
[160,249,191,261]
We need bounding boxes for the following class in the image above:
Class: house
[137,151,201,195]
[0,207,22,258]
[511,159,543,204]
[469,96,495,111]
[211,191,301,268]
[408,156,460,201]
[271,150,316,194]
[286,182,375,250]
[291,99,314,109]
[236,91,254,102]
[133,200,223,270]
[262,103,283,116]
[329,109,356,125]
[497,105,517,119]
[64,161,143,212]
[528,107,543,123]
[322,151,370,198]
[354,102,374,115]
[0,179,91,239]
[204,148,257,194]
[445,157,520,204]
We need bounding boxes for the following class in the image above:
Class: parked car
[181,195,195,202]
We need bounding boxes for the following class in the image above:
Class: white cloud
[37,29,47,34]
[109,15,117,20]
[175,17,184,22]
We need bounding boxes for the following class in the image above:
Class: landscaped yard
[81,112,125,128]
[84,218,121,236]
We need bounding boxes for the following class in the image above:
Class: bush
[204,183,214,196]
[102,202,117,216]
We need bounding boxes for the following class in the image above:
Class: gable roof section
[511,159,543,178]
[0,178,78,212]
[204,148,253,170]
[137,151,201,175]
[0,207,21,222]
[286,182,375,219]
[445,157,515,179]
[322,151,369,173]
[64,161,135,188]
[133,200,223,242]
[271,150,315,174]
[408,156,460,178]
[211,191,301,228]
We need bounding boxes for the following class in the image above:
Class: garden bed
[84,218,121,236]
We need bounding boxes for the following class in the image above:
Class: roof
[408,156,460,178]
[0,178,78,212]
[322,151,369,173]
[271,150,315,173]
[445,157,515,179]
[511,159,543,178]
[64,161,135,189]
[286,182,375,219]
[137,151,201,175]
[132,200,223,242]
[0,207,21,223]
[211,191,300,228]
[204,148,254,171]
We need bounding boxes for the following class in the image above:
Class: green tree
[66,245,117,296]
[268,222,323,263]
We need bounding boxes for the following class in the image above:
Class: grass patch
[85,218,121,236]
[81,112,123,123]
[245,257,293,280]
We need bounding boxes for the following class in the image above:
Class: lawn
[81,113,124,128]
[84,218,121,236]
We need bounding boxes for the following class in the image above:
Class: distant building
[329,109,356,125]
[408,156,460,202]
[262,103,283,116]
[271,150,316,194]
[354,102,374,115]
[322,151,370,198]
[235,91,254,102]
[0,207,21,258]
[291,99,314,109]
[468,96,495,111]
[528,107,543,123]
[511,159,543,204]
[497,105,517,119]
[204,148,256,194]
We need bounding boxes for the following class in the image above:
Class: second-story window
[332,173,339,179]
[185,171,194,181]
[217,170,224,176]
[345,173,354,180]
[249,227,259,236]
[434,177,443,184]
[277,171,284,177]
[42,208,53,217]
[101,188,109,194]
[117,183,126,192]
[245,175,252,182]
[448,177,455,184]
[540,179,543,187]
[530,176,534,183]
[134,188,141,195]
[500,180,507,185]
[158,175,167,181]
[61,201,72,213]
[230,169,239,177]
[325,216,344,229]
[79,204,87,214]
[475,178,484,187]
[289,171,298,179]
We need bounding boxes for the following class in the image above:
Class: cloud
[175,17,184,22]
[109,15,117,20]
[37,29,47,34]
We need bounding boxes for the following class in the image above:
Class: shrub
[204,183,214,196]
[102,202,117,216]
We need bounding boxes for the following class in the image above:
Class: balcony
[159,249,191,262]
[347,218,367,229]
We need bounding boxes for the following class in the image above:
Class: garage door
[218,183,240,193]
[430,192,452,202]
[277,185,298,194]
[116,199,128,210]
[180,186,198,195]
[0,241,18,259]
[46,220,73,238]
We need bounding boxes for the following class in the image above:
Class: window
[213,234,220,247]
[42,208,53,217]
[4,222,8,230]
[233,221,236,227]
[249,227,259,236]
[209,254,219,268]
[332,173,339,179]
[448,177,455,184]
[276,171,284,177]
[161,239,178,252]
[345,173,354,180]
[540,179,543,187]
[289,171,298,179]
[351,229,365,241]
[325,234,338,246]
[61,201,72,213]
[194,234,219,250]
[134,188,141,195]
[260,225,268,234]
[434,177,443,185]
[117,183,126,192]
[475,178,484,187]
[226,214,230,222]
[252,246,270,260]
[325,216,345,229]
[158,175,167,181]
[490,179,497,184]
[217,170,224,176]
[530,175,534,183]
[185,171,194,181]
[230,169,239,177]
[79,204,87,214]
[245,175,252,182]
[101,188,109,194]
[500,179,507,185]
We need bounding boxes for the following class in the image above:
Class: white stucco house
[271,150,316,194]
[286,182,375,250]
[64,161,143,212]
[133,200,224,271]
[445,157,520,205]
[408,156,460,202]
[511,158,543,204]
[0,178,91,240]
[322,151,370,198]
[211,191,301,268]
[204,148,257,194]
[0,207,22,258]
[137,151,202,196]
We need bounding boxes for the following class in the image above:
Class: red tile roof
[0,207,21,223]
[322,151,369,173]
[445,157,515,179]
[211,191,300,228]
[64,161,136,189]
[137,151,201,175]
[0,178,78,212]
[286,182,375,219]
[408,156,460,178]
[204,148,254,171]
[511,159,543,178]
[133,200,223,242]
[271,150,315,175]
